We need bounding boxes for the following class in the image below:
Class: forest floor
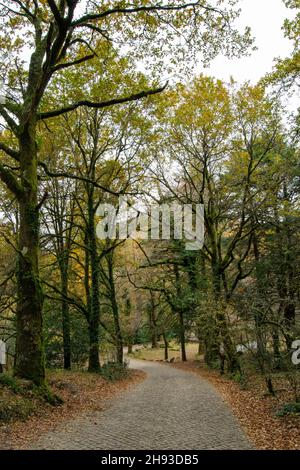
[1,346,299,450]
[131,343,300,450]
[0,368,145,449]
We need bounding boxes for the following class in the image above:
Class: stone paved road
[30,359,252,450]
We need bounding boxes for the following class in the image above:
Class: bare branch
[0,105,19,134]
[38,83,168,120]
[0,163,23,198]
[38,161,120,196]
[0,142,20,161]
[72,2,221,27]
[47,0,63,26]
[52,53,95,72]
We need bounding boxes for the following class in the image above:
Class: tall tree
[0,0,251,383]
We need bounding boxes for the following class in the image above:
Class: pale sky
[206,0,294,84]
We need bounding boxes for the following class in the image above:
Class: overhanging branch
[0,142,20,161]
[37,83,168,120]
[38,161,120,196]
[0,105,19,134]
[72,2,221,27]
[0,163,23,198]
[52,53,95,72]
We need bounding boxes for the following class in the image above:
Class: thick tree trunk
[88,320,100,371]
[212,262,240,373]
[15,125,45,385]
[112,300,123,364]
[217,310,240,373]
[151,334,158,349]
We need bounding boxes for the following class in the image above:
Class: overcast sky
[205,0,294,84]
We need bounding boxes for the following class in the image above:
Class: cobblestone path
[30,359,252,450]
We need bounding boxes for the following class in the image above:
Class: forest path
[30,359,252,450]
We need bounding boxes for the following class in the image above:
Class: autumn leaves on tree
[0,0,299,400]
[0,0,252,384]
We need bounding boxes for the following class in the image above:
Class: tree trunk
[60,260,71,370]
[178,310,187,362]
[212,260,240,373]
[108,258,123,364]
[88,249,100,370]
[173,265,187,362]
[265,376,275,396]
[87,195,100,371]
[149,291,158,348]
[272,328,281,369]
[162,332,169,360]
[284,303,296,350]
[15,125,45,385]
[218,315,240,373]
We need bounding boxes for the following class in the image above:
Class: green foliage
[43,302,89,369]
[230,371,248,390]
[0,396,35,423]
[134,325,152,345]
[100,361,129,382]
[32,384,63,406]
[276,402,300,417]
[0,0,299,429]
[0,374,21,393]
[0,374,62,423]
[266,0,300,88]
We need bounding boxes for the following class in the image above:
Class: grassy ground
[129,341,200,361]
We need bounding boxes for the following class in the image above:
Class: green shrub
[0,397,34,423]
[31,384,63,406]
[230,371,247,389]
[276,402,300,417]
[100,361,128,381]
[0,374,21,393]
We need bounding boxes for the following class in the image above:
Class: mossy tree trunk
[107,254,123,364]
[212,261,240,373]
[15,121,45,385]
[0,1,166,387]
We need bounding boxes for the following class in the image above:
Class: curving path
[30,359,252,450]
